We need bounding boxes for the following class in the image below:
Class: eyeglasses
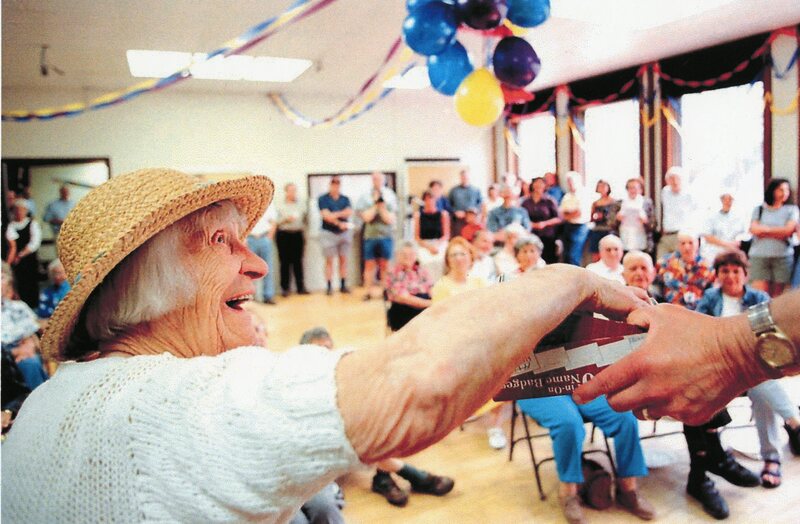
[447,251,470,258]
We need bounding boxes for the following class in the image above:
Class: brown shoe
[372,473,408,507]
[617,489,655,520]
[558,494,587,524]
[410,474,455,496]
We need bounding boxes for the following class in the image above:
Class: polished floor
[249,289,800,524]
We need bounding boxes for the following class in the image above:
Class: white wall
[771,33,800,192]
[2,87,493,290]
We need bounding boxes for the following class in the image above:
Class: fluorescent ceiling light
[126,50,312,82]
[383,66,430,90]
[551,0,738,30]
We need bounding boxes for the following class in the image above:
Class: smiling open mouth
[225,293,254,310]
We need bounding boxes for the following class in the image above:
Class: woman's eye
[212,231,227,244]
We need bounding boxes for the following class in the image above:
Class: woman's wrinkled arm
[336,265,649,463]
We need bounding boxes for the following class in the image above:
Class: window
[679,82,764,219]
[584,99,641,198]
[517,113,556,182]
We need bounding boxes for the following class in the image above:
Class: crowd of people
[2,167,800,524]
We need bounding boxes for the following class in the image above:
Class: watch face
[758,334,796,368]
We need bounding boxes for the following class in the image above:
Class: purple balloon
[455,0,508,30]
[492,36,540,88]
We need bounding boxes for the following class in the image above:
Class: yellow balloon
[454,68,505,127]
[503,19,529,37]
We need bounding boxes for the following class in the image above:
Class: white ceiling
[2,0,800,101]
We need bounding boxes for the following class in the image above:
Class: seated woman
[696,250,800,488]
[468,230,497,283]
[517,395,653,523]
[493,223,527,277]
[511,235,546,277]
[36,258,70,320]
[1,267,49,390]
[433,238,509,449]
[413,190,450,283]
[386,242,433,332]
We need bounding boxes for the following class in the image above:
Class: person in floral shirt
[655,232,715,310]
[386,242,433,331]
[35,259,70,319]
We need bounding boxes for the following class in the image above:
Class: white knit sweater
[1,346,361,523]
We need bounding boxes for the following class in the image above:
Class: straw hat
[42,168,273,360]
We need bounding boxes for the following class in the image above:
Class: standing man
[247,204,277,305]
[43,185,76,238]
[701,193,746,263]
[428,180,452,214]
[486,184,531,244]
[357,171,397,301]
[657,166,695,260]
[275,183,308,297]
[318,176,353,296]
[448,168,484,237]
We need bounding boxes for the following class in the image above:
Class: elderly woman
[493,223,528,276]
[413,190,450,283]
[695,250,800,489]
[386,242,433,332]
[36,258,70,319]
[2,267,49,391]
[7,198,42,308]
[588,180,620,262]
[2,169,645,522]
[616,178,654,254]
[513,235,546,275]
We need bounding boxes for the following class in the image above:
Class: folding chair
[508,400,617,500]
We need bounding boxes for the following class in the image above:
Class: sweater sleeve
[128,346,361,522]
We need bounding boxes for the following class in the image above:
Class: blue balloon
[407,0,453,8]
[403,2,459,56]
[427,41,474,96]
[455,0,508,30]
[492,36,540,88]
[507,0,550,28]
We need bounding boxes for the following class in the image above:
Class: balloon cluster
[403,0,550,126]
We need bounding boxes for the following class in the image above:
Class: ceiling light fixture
[126,50,312,82]
[383,66,430,90]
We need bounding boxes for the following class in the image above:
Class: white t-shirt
[585,260,625,285]
[721,294,744,318]
[661,187,695,233]
[701,210,747,262]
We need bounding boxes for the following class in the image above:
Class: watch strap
[747,301,774,336]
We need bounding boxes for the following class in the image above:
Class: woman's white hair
[83,200,244,342]
[47,258,64,280]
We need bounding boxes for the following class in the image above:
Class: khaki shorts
[319,229,353,258]
[749,255,794,284]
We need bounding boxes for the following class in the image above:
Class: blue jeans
[792,257,800,289]
[748,380,800,462]
[562,223,589,266]
[16,355,48,390]
[289,483,345,524]
[247,235,275,301]
[518,395,647,483]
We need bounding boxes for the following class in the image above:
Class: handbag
[579,458,613,510]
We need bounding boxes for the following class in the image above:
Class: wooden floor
[248,290,800,523]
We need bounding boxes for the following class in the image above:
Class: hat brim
[41,174,273,361]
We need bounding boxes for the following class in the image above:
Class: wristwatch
[747,301,799,377]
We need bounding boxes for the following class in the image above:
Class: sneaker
[281,290,290,298]
[297,289,310,295]
[785,423,800,456]
[707,450,760,487]
[558,493,587,524]
[617,488,655,520]
[687,476,729,520]
[410,474,454,496]
[488,427,507,450]
[340,286,351,294]
[371,474,408,507]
